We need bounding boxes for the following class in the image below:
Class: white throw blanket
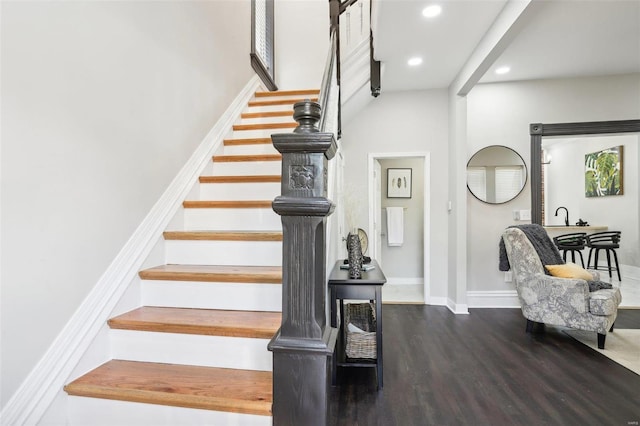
[386,207,404,246]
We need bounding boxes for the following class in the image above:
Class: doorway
[368,153,430,303]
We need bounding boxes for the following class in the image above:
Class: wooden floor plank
[163,231,282,241]
[108,307,281,339]
[139,264,282,283]
[329,306,640,425]
[64,360,272,416]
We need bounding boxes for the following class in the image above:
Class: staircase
[64,89,320,425]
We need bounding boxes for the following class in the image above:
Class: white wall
[545,135,639,266]
[341,89,449,299]
[379,158,424,279]
[275,0,329,90]
[466,73,640,292]
[0,0,253,407]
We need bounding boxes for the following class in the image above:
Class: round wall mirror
[467,145,527,204]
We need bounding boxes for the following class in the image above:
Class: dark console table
[328,260,386,389]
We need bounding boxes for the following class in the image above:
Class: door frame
[367,152,431,304]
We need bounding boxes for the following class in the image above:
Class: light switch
[519,209,531,221]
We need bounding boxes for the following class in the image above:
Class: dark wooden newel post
[268,100,338,425]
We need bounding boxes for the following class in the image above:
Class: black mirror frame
[529,119,640,224]
[467,145,528,205]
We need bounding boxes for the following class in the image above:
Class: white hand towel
[386,207,404,247]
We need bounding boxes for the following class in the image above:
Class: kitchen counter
[543,225,608,232]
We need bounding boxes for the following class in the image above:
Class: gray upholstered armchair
[502,227,622,349]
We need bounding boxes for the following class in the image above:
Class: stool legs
[611,249,621,281]
[563,249,585,268]
[588,248,621,281]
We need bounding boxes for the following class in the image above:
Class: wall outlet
[504,271,513,282]
[513,210,531,221]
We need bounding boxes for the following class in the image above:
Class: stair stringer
[0,75,265,426]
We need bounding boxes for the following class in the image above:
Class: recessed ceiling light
[408,57,423,66]
[495,66,511,75]
[422,5,442,18]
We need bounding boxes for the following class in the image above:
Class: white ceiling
[373,0,640,92]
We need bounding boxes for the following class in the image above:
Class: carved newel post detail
[268,100,338,426]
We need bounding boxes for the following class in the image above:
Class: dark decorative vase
[347,232,363,279]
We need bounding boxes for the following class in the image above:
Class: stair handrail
[318,27,340,135]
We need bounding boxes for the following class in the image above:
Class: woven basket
[344,302,377,359]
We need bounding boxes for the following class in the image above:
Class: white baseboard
[467,290,520,308]
[425,296,448,306]
[385,277,423,286]
[0,76,263,426]
[447,298,469,315]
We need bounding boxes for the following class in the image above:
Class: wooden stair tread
[223,137,272,146]
[64,360,272,416]
[232,122,296,131]
[183,200,272,209]
[109,307,281,339]
[213,154,282,163]
[163,231,282,241]
[199,175,281,184]
[248,97,318,107]
[241,111,293,119]
[139,264,282,283]
[254,89,319,98]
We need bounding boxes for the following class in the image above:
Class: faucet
[555,206,569,226]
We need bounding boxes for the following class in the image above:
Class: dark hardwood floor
[329,306,640,425]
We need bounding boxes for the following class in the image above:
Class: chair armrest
[518,273,590,314]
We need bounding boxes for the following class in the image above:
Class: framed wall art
[585,145,623,197]
[387,168,412,198]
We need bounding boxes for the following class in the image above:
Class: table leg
[331,287,337,386]
[376,287,383,389]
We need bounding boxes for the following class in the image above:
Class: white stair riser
[141,280,282,312]
[110,330,273,371]
[212,161,282,176]
[211,161,281,176]
[254,93,316,101]
[68,396,271,426]
[199,182,280,200]
[239,116,294,125]
[247,104,302,113]
[184,208,281,231]
[223,143,280,156]
[231,128,293,139]
[165,240,282,266]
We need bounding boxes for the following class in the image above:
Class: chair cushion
[545,263,593,281]
[589,287,622,316]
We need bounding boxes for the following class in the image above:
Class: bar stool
[586,231,621,281]
[553,233,587,267]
